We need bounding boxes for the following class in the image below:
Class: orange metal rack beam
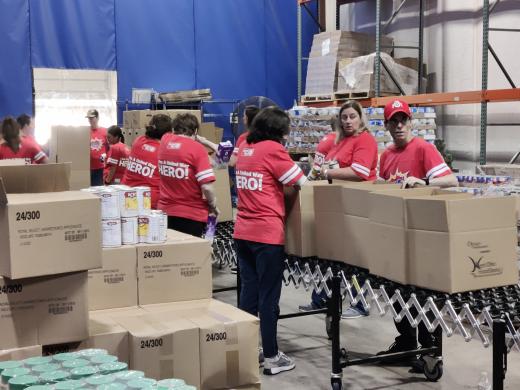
[301,88,520,107]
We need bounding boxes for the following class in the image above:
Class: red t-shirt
[157,134,216,223]
[232,131,249,156]
[104,142,130,184]
[379,137,452,182]
[313,132,336,169]
[90,127,108,170]
[0,137,47,164]
[233,140,305,245]
[325,130,378,180]
[122,136,161,209]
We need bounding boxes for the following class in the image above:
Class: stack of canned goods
[82,186,167,248]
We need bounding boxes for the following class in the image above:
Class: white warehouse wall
[340,0,520,171]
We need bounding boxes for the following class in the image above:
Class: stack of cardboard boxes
[0,163,259,390]
[286,181,519,293]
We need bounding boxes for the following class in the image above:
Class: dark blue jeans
[90,169,104,186]
[235,239,285,359]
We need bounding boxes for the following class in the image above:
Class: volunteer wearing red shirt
[321,100,378,182]
[379,99,458,188]
[377,98,457,365]
[307,122,336,180]
[228,105,260,168]
[86,109,109,186]
[234,107,305,375]
[158,113,219,237]
[0,117,48,164]
[122,114,172,209]
[104,126,130,185]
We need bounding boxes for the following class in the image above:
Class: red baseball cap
[384,99,411,120]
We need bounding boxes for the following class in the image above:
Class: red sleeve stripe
[351,163,370,177]
[197,171,215,182]
[280,164,303,185]
[426,163,450,179]
[34,151,46,162]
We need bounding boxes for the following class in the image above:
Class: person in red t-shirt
[0,116,48,164]
[307,119,337,180]
[379,99,458,188]
[234,107,305,375]
[86,109,109,186]
[158,113,219,237]
[122,114,172,209]
[377,98,458,363]
[320,101,378,182]
[228,105,260,168]
[104,126,130,185]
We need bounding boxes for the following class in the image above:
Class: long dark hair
[108,125,125,144]
[1,116,21,153]
[246,107,289,144]
[173,113,199,136]
[145,114,172,140]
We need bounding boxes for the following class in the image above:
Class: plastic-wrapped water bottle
[477,371,491,390]
[204,215,217,243]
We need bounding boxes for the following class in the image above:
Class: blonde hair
[336,100,368,144]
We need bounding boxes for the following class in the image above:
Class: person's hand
[401,176,426,189]
[100,153,107,163]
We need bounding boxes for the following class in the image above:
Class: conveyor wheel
[423,359,443,382]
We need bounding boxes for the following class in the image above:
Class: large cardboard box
[199,123,224,145]
[0,272,88,350]
[49,126,90,190]
[214,169,233,222]
[285,182,328,257]
[143,299,260,390]
[0,182,101,279]
[115,312,200,387]
[408,227,518,292]
[136,237,212,305]
[0,345,42,361]
[88,246,138,311]
[315,211,345,261]
[343,215,371,268]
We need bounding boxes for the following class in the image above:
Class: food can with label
[97,187,120,219]
[135,186,152,215]
[112,185,138,217]
[102,218,122,248]
[138,215,150,244]
[146,211,166,244]
[121,217,138,245]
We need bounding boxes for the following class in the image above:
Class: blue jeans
[235,239,285,359]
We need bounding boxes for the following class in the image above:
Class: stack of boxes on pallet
[285,181,519,293]
[0,163,259,390]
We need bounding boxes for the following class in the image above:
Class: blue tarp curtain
[0,0,318,136]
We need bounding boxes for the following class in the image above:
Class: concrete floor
[212,267,520,390]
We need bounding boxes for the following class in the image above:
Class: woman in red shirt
[0,116,48,164]
[122,114,172,209]
[321,100,378,181]
[234,107,306,375]
[158,113,218,237]
[104,126,130,185]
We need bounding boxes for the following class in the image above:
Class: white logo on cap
[392,101,403,108]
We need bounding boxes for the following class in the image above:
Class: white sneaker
[263,351,295,375]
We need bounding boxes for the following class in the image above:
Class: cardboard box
[199,122,224,145]
[285,182,328,257]
[88,246,138,311]
[115,312,200,387]
[343,215,370,268]
[0,178,102,279]
[136,237,212,305]
[408,227,518,292]
[214,169,233,222]
[368,222,408,284]
[0,163,71,193]
[0,272,88,350]
[143,299,260,390]
[406,196,517,232]
[313,184,345,213]
[0,345,42,361]
[124,109,203,130]
[315,211,345,262]
[50,126,90,190]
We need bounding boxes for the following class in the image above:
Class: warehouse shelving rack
[298,0,520,165]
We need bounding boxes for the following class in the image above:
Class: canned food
[135,186,152,215]
[147,211,166,244]
[114,186,138,217]
[138,216,150,244]
[102,219,122,248]
[121,217,138,245]
[96,188,121,219]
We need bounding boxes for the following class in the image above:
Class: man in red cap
[86,109,109,186]
[377,98,457,365]
[379,98,457,188]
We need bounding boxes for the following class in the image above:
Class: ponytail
[1,117,21,153]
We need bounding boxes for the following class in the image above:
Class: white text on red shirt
[236,170,263,191]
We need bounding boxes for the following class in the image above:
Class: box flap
[341,183,401,217]
[0,163,71,193]
[5,190,97,205]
